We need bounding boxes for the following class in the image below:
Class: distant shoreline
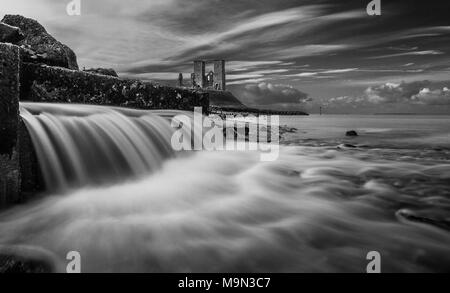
[373,113,421,115]
[210,106,309,116]
[373,113,450,116]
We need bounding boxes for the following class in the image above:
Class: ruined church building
[191,60,226,91]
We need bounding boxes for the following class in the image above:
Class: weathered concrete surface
[18,120,44,196]
[2,15,78,70]
[83,67,118,77]
[0,43,21,207]
[21,63,209,112]
[0,22,24,43]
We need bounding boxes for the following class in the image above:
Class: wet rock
[0,22,24,43]
[0,246,58,273]
[396,209,450,232]
[279,126,297,135]
[222,124,280,143]
[223,125,250,141]
[0,254,54,273]
[83,68,118,77]
[1,15,78,70]
[337,143,357,149]
[346,130,358,137]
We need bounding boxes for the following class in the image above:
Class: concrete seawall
[20,63,209,112]
[0,43,21,207]
[0,43,209,208]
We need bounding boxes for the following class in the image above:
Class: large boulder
[346,130,358,137]
[0,22,24,43]
[1,15,78,70]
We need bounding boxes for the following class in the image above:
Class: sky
[1,0,450,114]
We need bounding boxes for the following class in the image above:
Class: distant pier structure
[191,60,226,91]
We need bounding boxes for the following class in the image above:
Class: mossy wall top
[21,63,209,113]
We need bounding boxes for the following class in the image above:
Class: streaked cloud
[368,50,444,59]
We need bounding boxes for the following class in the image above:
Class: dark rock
[0,254,54,273]
[346,130,358,137]
[222,123,279,143]
[0,22,24,43]
[18,45,48,65]
[83,68,118,77]
[279,126,297,135]
[337,143,357,149]
[1,15,78,70]
[0,246,57,273]
[223,125,250,141]
[396,209,450,232]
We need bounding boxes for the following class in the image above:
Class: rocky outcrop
[1,15,78,70]
[0,22,24,43]
[83,68,118,77]
[207,90,246,108]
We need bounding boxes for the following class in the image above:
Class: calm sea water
[0,114,449,272]
[281,114,450,150]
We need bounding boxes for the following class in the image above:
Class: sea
[1,110,449,273]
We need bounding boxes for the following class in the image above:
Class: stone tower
[193,60,205,88]
[192,60,226,91]
[213,60,226,91]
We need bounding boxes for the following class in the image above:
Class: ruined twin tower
[191,60,226,91]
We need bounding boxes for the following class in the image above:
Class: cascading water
[1,108,450,272]
[19,103,182,192]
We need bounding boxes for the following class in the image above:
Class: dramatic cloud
[234,82,311,107]
[362,80,450,105]
[325,80,450,111]
[2,0,450,113]
[411,87,450,105]
[364,81,430,104]
[327,96,366,105]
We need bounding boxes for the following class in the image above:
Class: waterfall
[19,102,182,192]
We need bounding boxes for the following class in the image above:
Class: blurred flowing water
[0,108,449,272]
[19,103,179,192]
